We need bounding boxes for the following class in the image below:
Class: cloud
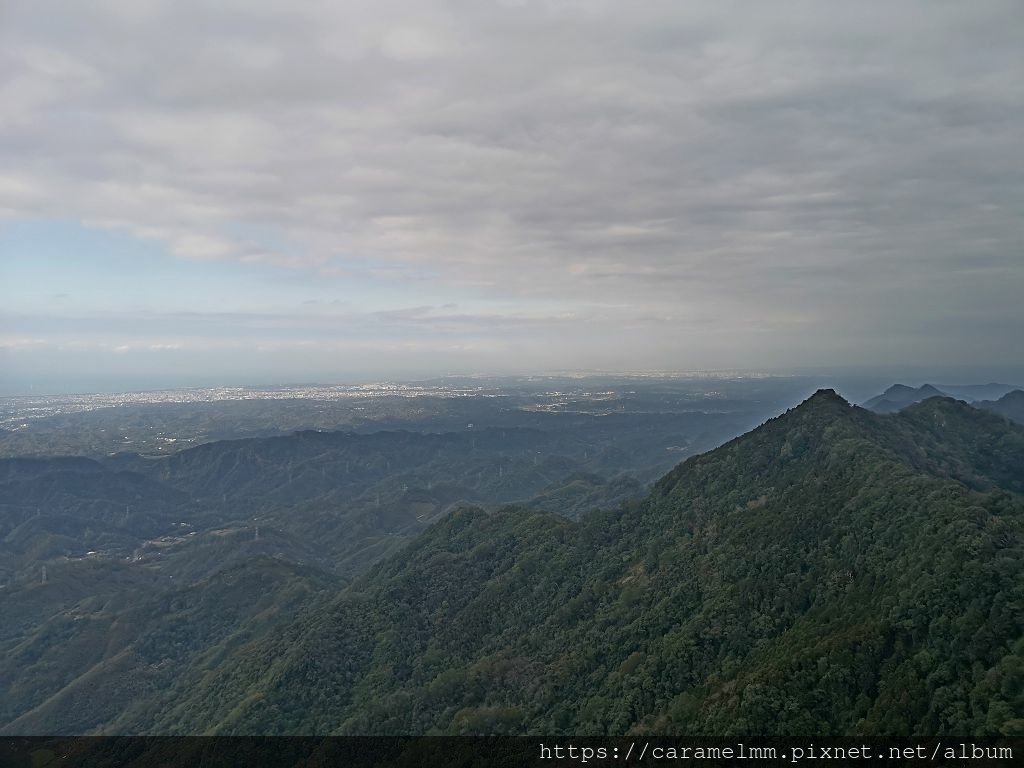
[1,0,1022,376]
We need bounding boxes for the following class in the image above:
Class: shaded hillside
[0,458,193,581]
[28,391,1019,737]
[0,557,327,735]
[891,397,1024,494]
[1,426,653,589]
[0,425,658,734]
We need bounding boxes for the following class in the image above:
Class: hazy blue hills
[863,382,1022,414]
[863,383,1024,435]
[862,383,948,413]
[938,383,1023,402]
[3,390,1018,736]
[2,425,655,591]
[0,458,192,577]
[978,390,1024,426]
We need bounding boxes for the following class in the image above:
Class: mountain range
[862,383,1022,415]
[0,390,1020,737]
[978,390,1024,426]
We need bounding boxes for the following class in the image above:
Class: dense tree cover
[1,390,1020,736]
[0,411,689,733]
[6,390,1013,737]
[0,556,327,734]
[0,425,658,587]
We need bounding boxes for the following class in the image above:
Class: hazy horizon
[3,363,1024,400]
[3,1,1022,390]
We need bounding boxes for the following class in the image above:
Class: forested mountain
[0,418,686,735]
[0,556,326,734]
[4,391,1019,736]
[863,382,1024,442]
[1,425,667,588]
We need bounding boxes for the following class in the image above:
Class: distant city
[0,373,767,429]
[0,383,497,428]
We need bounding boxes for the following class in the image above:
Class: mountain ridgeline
[863,382,1023,422]
[0,391,1021,737]
[979,390,1024,426]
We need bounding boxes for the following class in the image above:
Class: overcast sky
[1,0,1022,391]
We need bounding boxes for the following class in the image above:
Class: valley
[0,381,1021,736]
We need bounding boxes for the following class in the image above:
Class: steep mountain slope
[1,426,652,592]
[0,425,664,734]
[56,391,1020,737]
[0,557,328,735]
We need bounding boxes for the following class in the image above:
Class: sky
[1,0,1022,392]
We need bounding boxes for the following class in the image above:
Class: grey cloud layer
[2,0,1022,372]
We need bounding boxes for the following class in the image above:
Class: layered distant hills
[863,382,1023,423]
[862,382,1024,412]
[1,391,1020,737]
[862,383,948,413]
